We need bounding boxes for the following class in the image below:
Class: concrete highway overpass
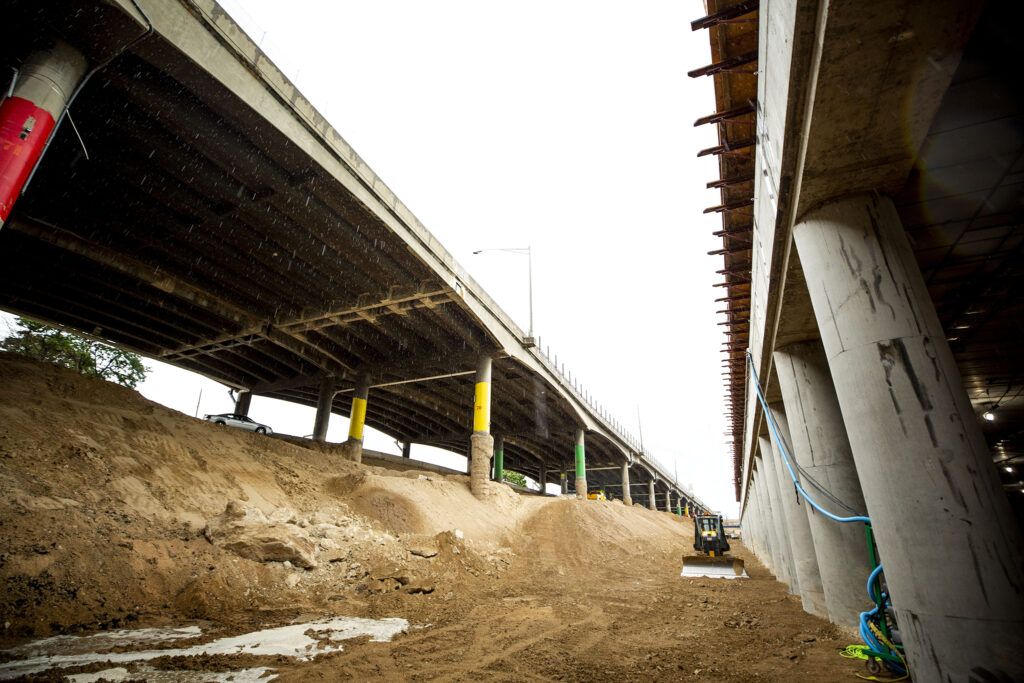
[0,0,708,513]
[691,0,1023,679]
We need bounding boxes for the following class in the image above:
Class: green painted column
[493,435,504,481]
[574,428,587,499]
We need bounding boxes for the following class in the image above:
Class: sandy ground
[0,352,868,681]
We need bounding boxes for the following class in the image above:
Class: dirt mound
[0,352,523,640]
[0,352,861,681]
[512,496,692,577]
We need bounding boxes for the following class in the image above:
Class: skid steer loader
[681,514,748,579]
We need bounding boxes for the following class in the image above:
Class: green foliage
[2,317,149,389]
[502,470,528,487]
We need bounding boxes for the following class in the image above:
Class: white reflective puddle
[0,616,409,680]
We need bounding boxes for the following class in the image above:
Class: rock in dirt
[204,500,317,569]
[405,580,434,594]
[409,545,438,558]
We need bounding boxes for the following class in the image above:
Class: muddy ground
[0,352,868,681]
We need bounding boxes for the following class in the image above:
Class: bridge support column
[759,435,798,593]
[234,390,252,416]
[0,40,87,228]
[775,340,872,628]
[742,482,760,561]
[620,462,632,506]
[752,480,770,562]
[648,481,656,509]
[469,356,493,498]
[664,491,671,513]
[312,376,335,443]
[402,441,412,458]
[344,376,370,463]
[767,405,826,617]
[793,193,1024,678]
[560,471,567,495]
[537,463,547,494]
[751,464,777,572]
[574,429,587,499]
[492,435,504,481]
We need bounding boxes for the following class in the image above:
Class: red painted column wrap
[0,97,55,223]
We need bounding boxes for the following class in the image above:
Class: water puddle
[0,616,409,681]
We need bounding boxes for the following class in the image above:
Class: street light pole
[526,246,533,337]
[472,246,534,345]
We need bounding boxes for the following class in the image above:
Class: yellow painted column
[469,356,493,497]
[344,376,370,463]
[348,380,369,441]
[473,357,491,434]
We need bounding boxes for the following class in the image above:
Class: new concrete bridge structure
[0,1,708,516]
[693,0,1024,679]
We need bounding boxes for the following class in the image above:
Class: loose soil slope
[0,353,861,680]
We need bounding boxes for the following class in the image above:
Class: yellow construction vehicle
[681,514,748,579]
[586,490,606,501]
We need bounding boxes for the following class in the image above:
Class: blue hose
[747,352,869,523]
[866,564,884,596]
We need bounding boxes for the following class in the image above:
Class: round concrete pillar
[344,375,370,464]
[775,340,873,627]
[312,375,335,442]
[574,429,587,499]
[648,480,656,509]
[1,40,88,226]
[748,470,770,565]
[621,461,632,506]
[758,436,799,593]
[767,405,828,618]
[469,356,493,497]
[753,467,776,568]
[233,390,252,416]
[793,193,1024,679]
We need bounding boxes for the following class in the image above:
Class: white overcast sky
[7,1,738,514]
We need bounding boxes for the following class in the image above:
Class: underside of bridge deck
[0,0,705,512]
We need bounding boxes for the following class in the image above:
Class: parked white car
[204,413,273,434]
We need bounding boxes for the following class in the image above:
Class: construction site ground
[0,352,865,681]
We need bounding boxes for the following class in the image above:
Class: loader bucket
[681,554,748,579]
